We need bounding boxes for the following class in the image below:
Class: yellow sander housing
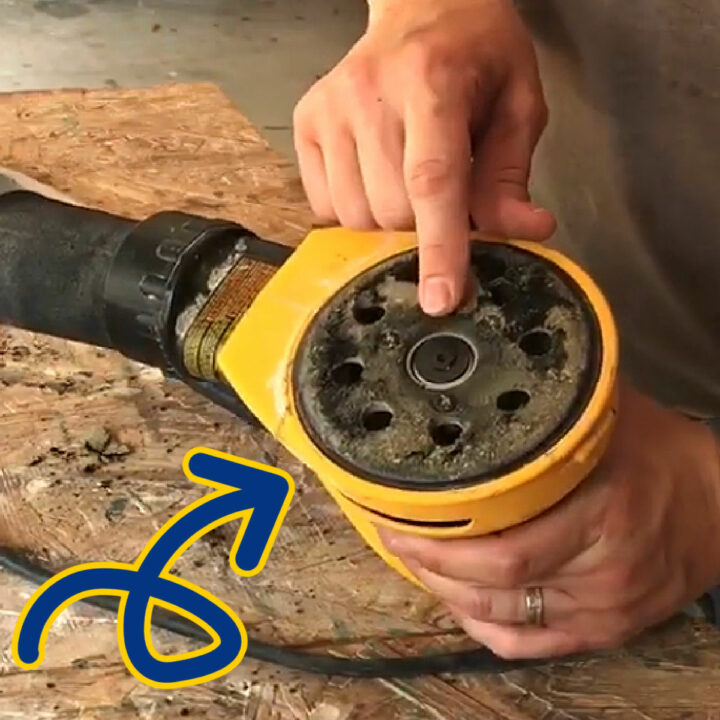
[0,186,617,588]
[216,230,618,587]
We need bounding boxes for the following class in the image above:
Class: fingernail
[421,276,453,315]
[530,204,549,214]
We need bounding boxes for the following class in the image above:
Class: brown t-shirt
[518,0,720,418]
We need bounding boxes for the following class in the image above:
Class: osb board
[0,83,719,720]
[0,83,310,246]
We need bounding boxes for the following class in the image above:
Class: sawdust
[174,238,248,341]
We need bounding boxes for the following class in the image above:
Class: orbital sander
[0,183,618,674]
[0,186,618,586]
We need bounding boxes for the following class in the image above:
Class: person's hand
[378,385,720,658]
[293,0,556,316]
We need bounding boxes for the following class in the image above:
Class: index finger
[403,93,472,316]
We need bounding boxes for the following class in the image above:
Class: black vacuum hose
[0,191,132,349]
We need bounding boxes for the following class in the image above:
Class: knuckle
[495,165,529,188]
[340,58,376,96]
[404,39,454,83]
[403,38,435,75]
[310,204,336,223]
[292,100,314,135]
[466,591,493,621]
[406,158,455,199]
[306,193,334,224]
[339,210,376,231]
[515,88,548,127]
[294,102,331,143]
[498,85,547,136]
[375,206,414,230]
[416,549,444,575]
[495,552,530,587]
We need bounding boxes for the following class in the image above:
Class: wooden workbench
[1,83,719,720]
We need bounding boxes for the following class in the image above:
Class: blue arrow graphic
[12,447,294,689]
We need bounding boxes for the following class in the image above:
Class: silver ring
[524,587,544,626]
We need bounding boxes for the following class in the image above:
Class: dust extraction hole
[353,303,386,325]
[489,279,517,306]
[331,359,364,385]
[429,420,463,446]
[497,390,530,412]
[362,403,393,431]
[473,253,507,283]
[519,330,552,357]
[392,256,420,283]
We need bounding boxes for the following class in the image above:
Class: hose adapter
[0,191,291,420]
[102,208,291,418]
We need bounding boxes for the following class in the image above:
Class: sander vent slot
[341,492,472,529]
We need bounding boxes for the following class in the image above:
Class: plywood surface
[1,83,719,720]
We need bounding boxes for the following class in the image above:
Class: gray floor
[1,0,366,158]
